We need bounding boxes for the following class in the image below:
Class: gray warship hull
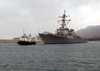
[39,34,87,44]
[39,10,87,44]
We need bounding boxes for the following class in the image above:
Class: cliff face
[76,25,100,38]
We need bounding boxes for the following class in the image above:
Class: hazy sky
[0,0,100,39]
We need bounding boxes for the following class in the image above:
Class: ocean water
[0,41,100,71]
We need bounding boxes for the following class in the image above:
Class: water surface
[0,41,100,71]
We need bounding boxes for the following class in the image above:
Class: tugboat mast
[23,29,25,36]
[58,10,71,28]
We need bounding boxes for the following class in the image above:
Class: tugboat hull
[17,41,36,45]
[39,34,87,44]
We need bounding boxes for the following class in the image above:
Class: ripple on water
[0,42,100,71]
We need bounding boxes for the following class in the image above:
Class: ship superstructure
[17,29,36,45]
[39,10,87,44]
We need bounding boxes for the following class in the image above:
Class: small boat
[17,31,36,45]
[17,41,36,45]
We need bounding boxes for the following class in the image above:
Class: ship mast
[58,10,71,28]
[23,29,25,36]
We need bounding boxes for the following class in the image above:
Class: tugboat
[17,30,36,45]
[39,10,87,44]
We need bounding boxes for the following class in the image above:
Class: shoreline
[0,39,43,43]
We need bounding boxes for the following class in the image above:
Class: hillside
[76,25,100,39]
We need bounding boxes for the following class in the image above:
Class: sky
[0,0,100,39]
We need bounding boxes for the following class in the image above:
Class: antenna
[58,10,71,28]
[23,29,25,35]
[38,27,40,33]
[64,10,66,14]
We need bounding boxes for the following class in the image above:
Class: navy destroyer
[39,10,87,44]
